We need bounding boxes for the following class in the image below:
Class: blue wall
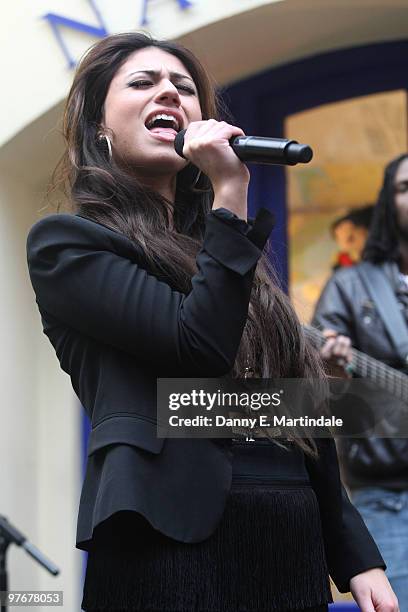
[223,39,408,289]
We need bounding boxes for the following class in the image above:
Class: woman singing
[26,32,398,612]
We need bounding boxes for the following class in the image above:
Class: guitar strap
[357,261,408,367]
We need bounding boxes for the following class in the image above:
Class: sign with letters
[43,0,193,68]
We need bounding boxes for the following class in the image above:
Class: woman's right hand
[182,119,250,220]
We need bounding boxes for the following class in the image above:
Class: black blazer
[26,207,385,594]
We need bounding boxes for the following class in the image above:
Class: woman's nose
[155,80,181,106]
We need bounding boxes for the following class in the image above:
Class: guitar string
[304,326,408,402]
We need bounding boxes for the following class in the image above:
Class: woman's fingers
[350,569,399,612]
[181,119,249,188]
[353,591,376,612]
[184,120,245,161]
[184,119,245,143]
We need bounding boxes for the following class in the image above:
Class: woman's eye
[128,80,195,95]
[177,84,196,95]
[128,80,153,88]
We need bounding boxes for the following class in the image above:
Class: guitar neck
[304,325,408,402]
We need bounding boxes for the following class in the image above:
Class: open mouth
[145,113,181,135]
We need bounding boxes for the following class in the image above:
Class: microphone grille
[174,129,187,158]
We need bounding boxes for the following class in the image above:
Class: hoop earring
[97,133,113,161]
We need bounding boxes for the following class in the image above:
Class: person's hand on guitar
[320,328,353,378]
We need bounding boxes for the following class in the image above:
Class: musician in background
[312,154,408,610]
[331,205,374,270]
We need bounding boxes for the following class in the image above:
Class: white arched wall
[2,0,408,179]
[1,0,408,608]
[0,170,82,609]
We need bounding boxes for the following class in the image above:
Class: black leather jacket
[312,262,408,491]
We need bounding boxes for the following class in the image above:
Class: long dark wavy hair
[363,153,408,263]
[51,32,327,457]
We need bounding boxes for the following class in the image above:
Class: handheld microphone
[174,130,313,166]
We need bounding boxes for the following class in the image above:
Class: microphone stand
[0,515,60,612]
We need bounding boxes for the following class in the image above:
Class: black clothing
[81,439,333,612]
[312,261,408,490]
[26,209,385,601]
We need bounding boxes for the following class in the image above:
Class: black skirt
[81,439,333,612]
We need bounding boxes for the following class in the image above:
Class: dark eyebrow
[127,69,195,83]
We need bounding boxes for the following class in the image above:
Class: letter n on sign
[43,0,108,68]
